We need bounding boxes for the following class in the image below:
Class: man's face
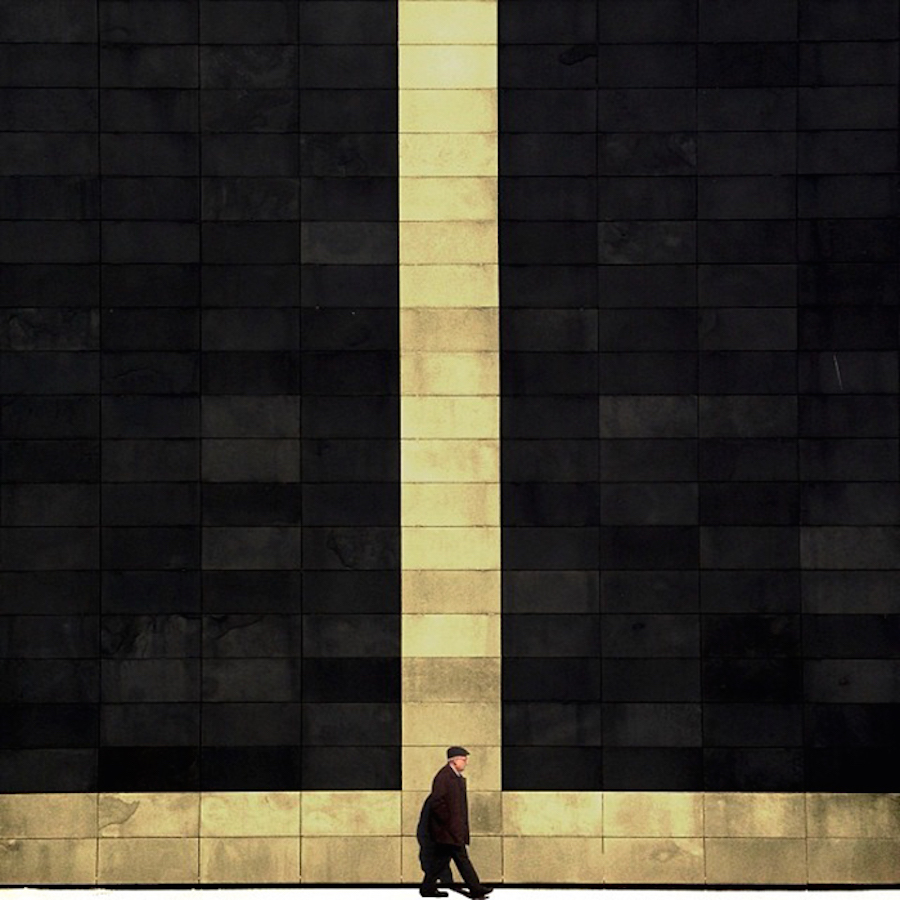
[450,755,468,772]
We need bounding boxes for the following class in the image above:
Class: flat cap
[446,746,470,758]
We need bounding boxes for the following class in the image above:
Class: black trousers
[422,843,484,894]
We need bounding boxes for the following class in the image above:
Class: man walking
[420,747,493,899]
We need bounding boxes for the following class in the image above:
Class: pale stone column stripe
[398,0,502,879]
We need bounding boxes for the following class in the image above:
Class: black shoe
[475,888,493,896]
[420,892,448,898]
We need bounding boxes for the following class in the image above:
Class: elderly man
[420,746,493,899]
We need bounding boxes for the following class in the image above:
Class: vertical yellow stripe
[397,3,502,870]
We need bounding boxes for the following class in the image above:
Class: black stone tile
[300,134,396,177]
[503,352,598,396]
[802,308,899,353]
[298,1,396,44]
[500,45,596,90]
[101,45,199,88]
[504,527,599,569]
[202,524,301,568]
[1,0,97,41]
[800,437,899,481]
[804,615,900,659]
[302,747,399,790]
[699,264,796,308]
[700,438,797,481]
[0,44,98,86]
[1,484,98,526]
[103,264,198,308]
[805,659,900,703]
[102,352,199,396]
[802,483,900,525]
[101,88,198,132]
[599,309,698,351]
[596,44,697,87]
[799,264,899,307]
[504,614,600,656]
[799,0,899,41]
[102,308,199,352]
[698,87,796,131]
[301,396,397,439]
[301,177,394,222]
[503,396,598,439]
[805,748,896,791]
[600,483,698,525]
[799,86,898,130]
[704,704,803,746]
[1,704,97,748]
[699,220,796,264]
[701,483,799,526]
[503,747,603,790]
[603,702,702,746]
[202,614,301,658]
[500,89,597,133]
[503,571,599,614]
[301,527,399,570]
[201,571,300,614]
[604,748,703,790]
[302,438,398,483]
[601,395,697,439]
[201,396,299,438]
[103,439,199,482]
[102,396,198,439]
[502,658,602,701]
[302,703,398,746]
[203,178,298,223]
[102,134,199,177]
[301,265,396,309]
[699,42,797,87]
[700,351,797,394]
[501,177,596,221]
[703,748,804,790]
[598,132,697,176]
[597,177,696,220]
[0,134,98,177]
[0,175,99,221]
[302,571,397,614]
[600,570,699,613]
[699,175,796,220]
[0,266,99,308]
[598,221,696,264]
[2,659,98,703]
[1,88,97,131]
[302,484,397,527]
[101,659,199,702]
[103,571,201,614]
[503,439,598,482]
[202,352,299,395]
[799,174,897,219]
[1,439,99,483]
[699,396,797,439]
[200,746,299,790]
[703,659,803,702]
[502,135,597,177]
[0,749,97,792]
[200,0,298,44]
[102,525,200,570]
[202,658,298,702]
[0,527,99,570]
[800,395,899,437]
[301,309,396,352]
[202,308,298,351]
[501,265,598,309]
[202,483,301,526]
[200,46,297,89]
[700,525,799,568]
[503,701,603,746]
[300,90,396,133]
[101,704,200,746]
[602,658,701,700]
[805,705,899,748]
[700,0,798,41]
[503,310,597,352]
[100,0,199,44]
[600,439,698,482]
[102,177,199,222]
[601,352,699,394]
[299,46,395,90]
[0,222,99,264]
[301,222,397,265]
[597,88,696,130]
[799,132,897,176]
[1,308,99,352]
[500,0,596,43]
[702,614,801,657]
[799,41,899,86]
[802,571,900,615]
[201,704,300,746]
[201,89,298,133]
[503,482,600,527]
[302,615,397,657]
[301,658,399,702]
[1,572,99,615]
[601,613,700,657]
[202,135,298,178]
[102,484,199,527]
[203,265,299,307]
[799,219,900,263]
[596,0,697,42]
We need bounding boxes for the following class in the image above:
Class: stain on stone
[98,795,140,830]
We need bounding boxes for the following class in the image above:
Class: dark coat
[417,796,454,882]
[428,763,470,846]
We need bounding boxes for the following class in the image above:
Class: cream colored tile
[401,791,430,836]
[807,793,900,838]
[301,792,400,836]
[402,352,498,397]
[99,793,199,838]
[504,792,602,837]
[404,745,501,793]
[400,264,498,307]
[404,701,500,748]
[401,221,498,266]
[401,834,427,884]
[0,839,96,885]
[402,482,499,526]
[301,836,400,883]
[704,792,806,838]
[469,835,502,881]
[400,177,497,222]
[604,792,703,838]
[400,89,497,134]
[400,46,496,90]
[603,837,705,884]
[808,838,900,884]
[0,794,97,839]
[403,657,500,702]
[705,838,807,884]
[504,837,604,884]
[200,837,299,884]
[402,613,500,657]
[402,308,498,352]
[470,792,503,835]
[400,134,497,177]
[402,440,498,483]
[200,792,299,837]
[399,1,497,44]
[403,570,501,614]
[402,526,501,570]
[98,837,198,884]
[401,396,499,439]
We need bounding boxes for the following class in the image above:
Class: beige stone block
[469,835,502,881]
[301,836,400,883]
[99,793,199,838]
[403,746,501,793]
[402,440,498,484]
[0,839,96,885]
[402,791,430,836]
[404,701,500,747]
[603,837,704,884]
[401,396,499,439]
[604,792,703,837]
[402,482,499,527]
[0,794,97,839]
[400,177,497,222]
[301,792,400,836]
[808,838,900,884]
[704,792,806,838]
[98,837,198,884]
[400,46,496,90]
[401,309,498,352]
[402,613,500,657]
[705,838,807,884]
[200,792,299,837]
[200,837,299,884]
[807,793,900,837]
[470,792,503,835]
[403,570,501,614]
[504,792,602,837]
[403,527,501,570]
[400,90,497,134]
[401,221,498,266]
[399,1,497,44]
[503,837,604,884]
[400,264,498,307]
[403,657,501,702]
[403,352,498,397]
[401,834,427,883]
[400,134,497,177]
